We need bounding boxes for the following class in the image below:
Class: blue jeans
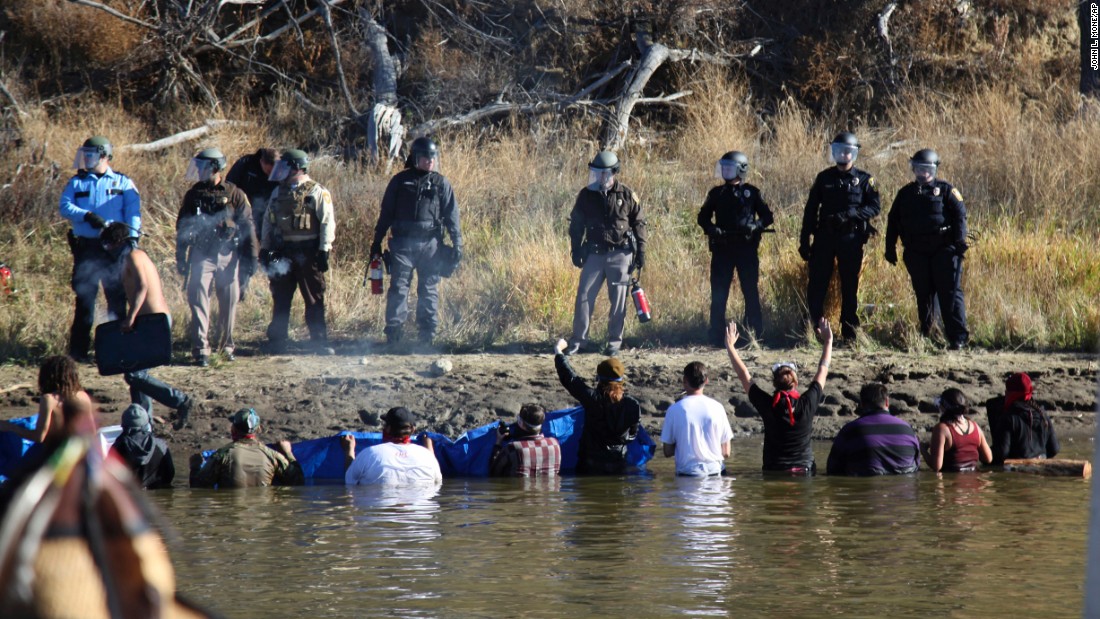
[124,370,188,416]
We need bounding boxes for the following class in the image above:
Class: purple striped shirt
[826,411,921,476]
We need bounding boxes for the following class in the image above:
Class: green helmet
[589,151,620,172]
[281,149,310,171]
[83,136,112,160]
[195,147,227,171]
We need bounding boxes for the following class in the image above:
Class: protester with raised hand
[725,318,833,475]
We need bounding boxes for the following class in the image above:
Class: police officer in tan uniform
[176,147,258,366]
[260,149,336,355]
[566,151,647,356]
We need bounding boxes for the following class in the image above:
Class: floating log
[1002,458,1091,479]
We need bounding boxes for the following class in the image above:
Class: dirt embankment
[1,345,1097,469]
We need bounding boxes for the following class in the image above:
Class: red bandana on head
[773,389,801,426]
[1004,372,1033,411]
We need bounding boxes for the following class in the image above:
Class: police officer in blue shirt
[884,149,970,349]
[59,136,141,361]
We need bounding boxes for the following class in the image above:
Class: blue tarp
[5,407,656,484]
[0,415,37,484]
[292,406,656,482]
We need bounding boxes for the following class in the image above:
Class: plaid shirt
[490,435,561,477]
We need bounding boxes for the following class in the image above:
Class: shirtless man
[101,223,195,430]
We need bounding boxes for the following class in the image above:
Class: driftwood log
[1002,458,1092,479]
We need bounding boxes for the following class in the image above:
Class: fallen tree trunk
[1002,458,1092,479]
[120,120,255,153]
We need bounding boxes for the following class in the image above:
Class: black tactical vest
[392,171,443,237]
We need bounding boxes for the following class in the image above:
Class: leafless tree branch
[65,0,159,31]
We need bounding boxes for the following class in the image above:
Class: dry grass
[1,77,1098,358]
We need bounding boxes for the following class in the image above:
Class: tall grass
[1,78,1098,358]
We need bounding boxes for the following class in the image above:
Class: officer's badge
[617,199,623,206]
[951,188,963,201]
[933,187,940,196]
[743,190,751,198]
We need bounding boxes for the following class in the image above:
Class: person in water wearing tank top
[922,388,992,472]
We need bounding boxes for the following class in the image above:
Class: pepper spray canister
[630,277,651,323]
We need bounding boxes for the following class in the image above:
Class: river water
[151,438,1094,618]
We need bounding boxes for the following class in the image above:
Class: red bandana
[382,430,412,444]
[772,389,801,426]
[1004,372,1033,411]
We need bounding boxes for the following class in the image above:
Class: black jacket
[225,153,279,203]
[800,166,880,250]
[697,182,774,248]
[885,179,968,254]
[555,354,641,474]
[568,181,647,254]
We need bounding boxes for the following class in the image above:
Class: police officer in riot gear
[176,147,258,366]
[261,149,336,354]
[698,151,774,346]
[799,132,881,341]
[59,136,141,361]
[565,151,647,356]
[371,137,463,346]
[884,149,970,349]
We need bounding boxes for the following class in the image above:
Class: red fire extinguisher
[0,262,13,296]
[368,256,384,295]
[630,277,651,323]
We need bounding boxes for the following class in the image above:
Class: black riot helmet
[717,151,749,180]
[830,132,860,166]
[410,137,439,160]
[910,148,940,166]
[831,132,860,148]
[407,137,440,170]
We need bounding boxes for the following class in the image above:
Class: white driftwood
[120,120,254,153]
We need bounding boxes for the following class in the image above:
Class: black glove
[315,250,330,272]
[956,242,968,257]
[708,226,726,238]
[369,241,382,258]
[571,251,586,269]
[884,248,898,265]
[84,212,106,229]
[453,247,464,267]
[798,245,812,261]
[634,250,646,271]
[260,249,275,268]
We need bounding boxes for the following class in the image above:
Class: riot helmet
[73,136,113,170]
[716,150,749,181]
[268,148,310,182]
[910,148,939,184]
[409,137,440,171]
[829,132,860,167]
[588,151,620,191]
[185,147,228,182]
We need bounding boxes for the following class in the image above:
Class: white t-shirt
[345,442,443,486]
[660,394,733,476]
